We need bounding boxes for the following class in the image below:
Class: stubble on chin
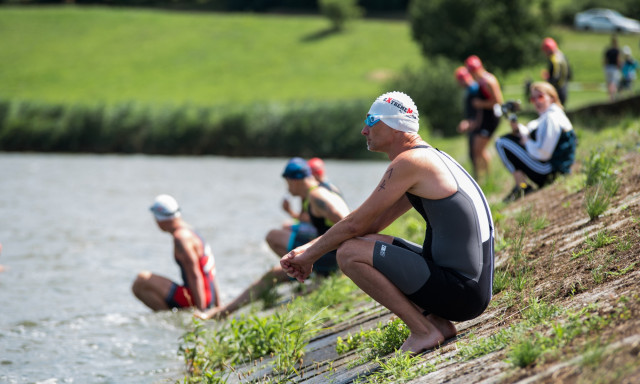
[366,140,373,151]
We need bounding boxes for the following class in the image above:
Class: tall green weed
[582,149,619,220]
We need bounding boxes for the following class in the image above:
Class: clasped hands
[280,245,314,282]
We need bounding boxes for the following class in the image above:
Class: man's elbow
[345,219,374,238]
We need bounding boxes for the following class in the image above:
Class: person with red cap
[308,157,342,196]
[464,55,504,182]
[541,37,571,105]
[454,66,483,176]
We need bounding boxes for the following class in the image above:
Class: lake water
[0,153,385,383]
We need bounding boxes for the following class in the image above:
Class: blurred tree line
[0,0,409,13]
[2,0,637,19]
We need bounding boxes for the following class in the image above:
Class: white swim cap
[367,91,420,133]
[150,194,181,222]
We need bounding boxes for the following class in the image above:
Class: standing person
[464,55,504,183]
[281,91,495,355]
[495,82,576,202]
[197,158,350,320]
[541,37,571,105]
[308,157,342,196]
[619,46,638,93]
[132,194,221,311]
[454,66,483,177]
[604,36,622,101]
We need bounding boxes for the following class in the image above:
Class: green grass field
[0,6,425,106]
[1,6,638,108]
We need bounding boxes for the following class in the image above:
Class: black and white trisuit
[372,145,495,322]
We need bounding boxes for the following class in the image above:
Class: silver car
[574,8,640,33]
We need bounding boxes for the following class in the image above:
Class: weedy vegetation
[178,274,368,383]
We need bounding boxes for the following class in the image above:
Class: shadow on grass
[301,27,341,42]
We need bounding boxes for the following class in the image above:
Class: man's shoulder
[174,227,198,242]
[398,146,460,199]
[483,71,498,82]
[311,183,341,201]
[394,145,439,171]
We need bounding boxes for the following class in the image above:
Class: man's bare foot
[426,314,457,340]
[193,309,211,320]
[400,329,445,355]
[193,307,228,321]
[399,314,458,355]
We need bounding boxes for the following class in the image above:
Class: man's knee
[132,270,152,293]
[337,234,385,261]
[265,229,280,246]
[336,238,370,270]
[266,228,290,250]
[495,135,510,146]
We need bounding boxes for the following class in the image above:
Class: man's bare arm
[297,158,418,260]
[309,189,350,225]
[175,236,207,310]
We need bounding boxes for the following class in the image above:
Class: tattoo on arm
[377,168,394,192]
[312,197,328,213]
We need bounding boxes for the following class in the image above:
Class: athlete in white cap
[281,91,495,355]
[132,194,221,312]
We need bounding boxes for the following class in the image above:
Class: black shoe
[503,182,534,203]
